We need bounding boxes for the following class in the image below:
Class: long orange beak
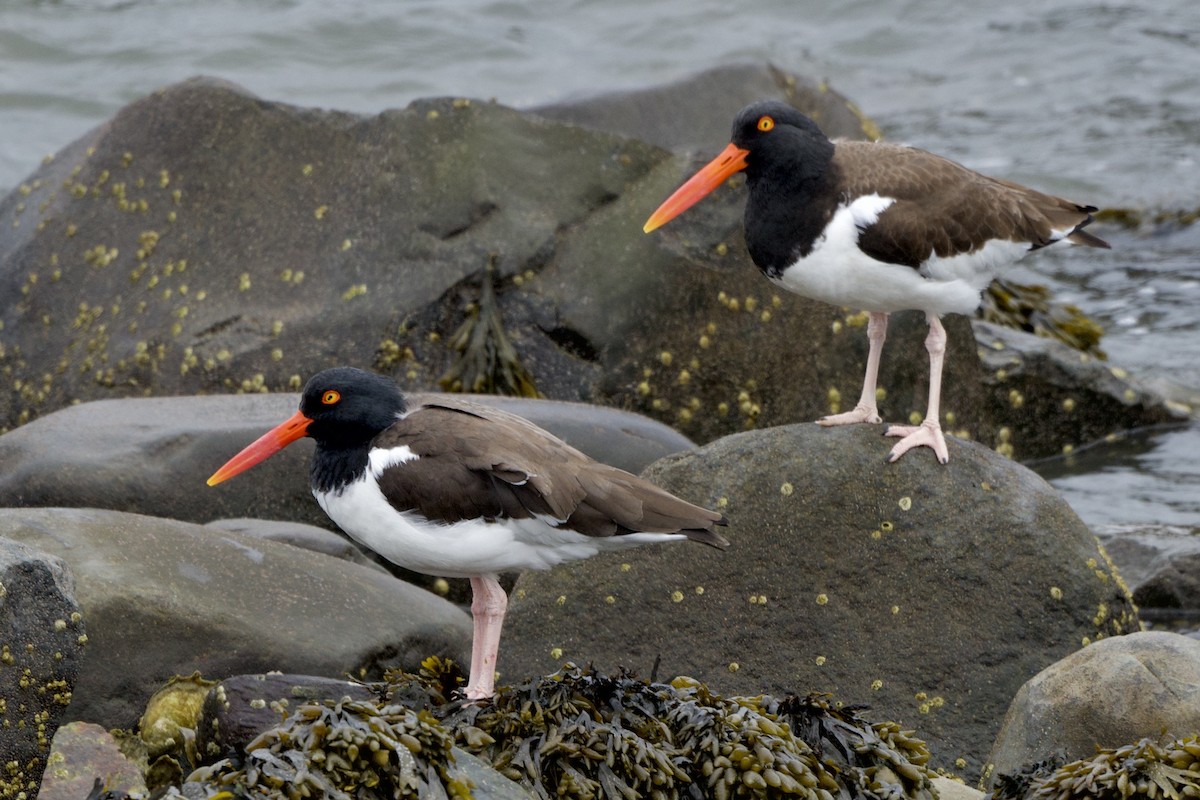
[643,142,751,233]
[206,410,312,486]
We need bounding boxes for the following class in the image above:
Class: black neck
[310,442,370,495]
[743,140,838,277]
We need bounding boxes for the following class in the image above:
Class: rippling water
[1,0,1197,529]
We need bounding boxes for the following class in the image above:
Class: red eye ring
[322,390,341,405]
[757,116,775,132]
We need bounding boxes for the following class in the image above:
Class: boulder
[0,65,1176,458]
[0,539,85,800]
[973,321,1187,460]
[530,61,878,155]
[1096,525,1200,623]
[0,507,470,730]
[499,423,1139,777]
[39,722,146,800]
[0,67,855,436]
[205,517,387,573]
[985,630,1200,787]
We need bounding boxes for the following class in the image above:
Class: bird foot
[817,403,882,426]
[457,685,495,704]
[884,420,949,464]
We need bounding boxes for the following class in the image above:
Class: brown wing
[832,141,1107,267]
[373,398,728,548]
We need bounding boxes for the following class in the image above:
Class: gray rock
[204,517,386,572]
[40,721,147,800]
[450,748,540,800]
[931,776,985,800]
[1095,525,1200,620]
[985,630,1200,787]
[0,538,85,800]
[973,321,1187,461]
[0,507,470,730]
[499,423,1138,778]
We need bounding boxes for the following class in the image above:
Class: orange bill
[643,142,751,233]
[206,410,312,486]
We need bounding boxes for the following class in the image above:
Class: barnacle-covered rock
[194,673,377,765]
[505,423,1141,776]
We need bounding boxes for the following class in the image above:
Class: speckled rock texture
[500,423,1139,779]
[985,630,1200,787]
[0,64,1174,459]
[0,538,84,800]
[0,507,471,731]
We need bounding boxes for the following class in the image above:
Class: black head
[299,367,408,450]
[729,101,834,182]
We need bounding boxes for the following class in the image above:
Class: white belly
[314,476,685,578]
[775,194,1030,316]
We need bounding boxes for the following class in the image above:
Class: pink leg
[885,314,950,463]
[819,311,887,426]
[464,575,507,701]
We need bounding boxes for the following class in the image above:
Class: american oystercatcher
[207,367,728,700]
[644,100,1110,463]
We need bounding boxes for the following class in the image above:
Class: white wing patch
[846,193,895,230]
[368,445,419,479]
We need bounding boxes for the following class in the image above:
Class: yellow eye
[757,115,775,132]
[321,390,341,405]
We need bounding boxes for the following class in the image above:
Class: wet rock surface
[973,320,1187,461]
[1095,524,1200,631]
[0,507,471,730]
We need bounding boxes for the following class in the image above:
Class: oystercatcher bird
[644,100,1109,463]
[207,367,728,700]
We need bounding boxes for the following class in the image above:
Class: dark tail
[1067,204,1111,249]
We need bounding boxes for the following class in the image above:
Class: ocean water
[1,0,1197,530]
